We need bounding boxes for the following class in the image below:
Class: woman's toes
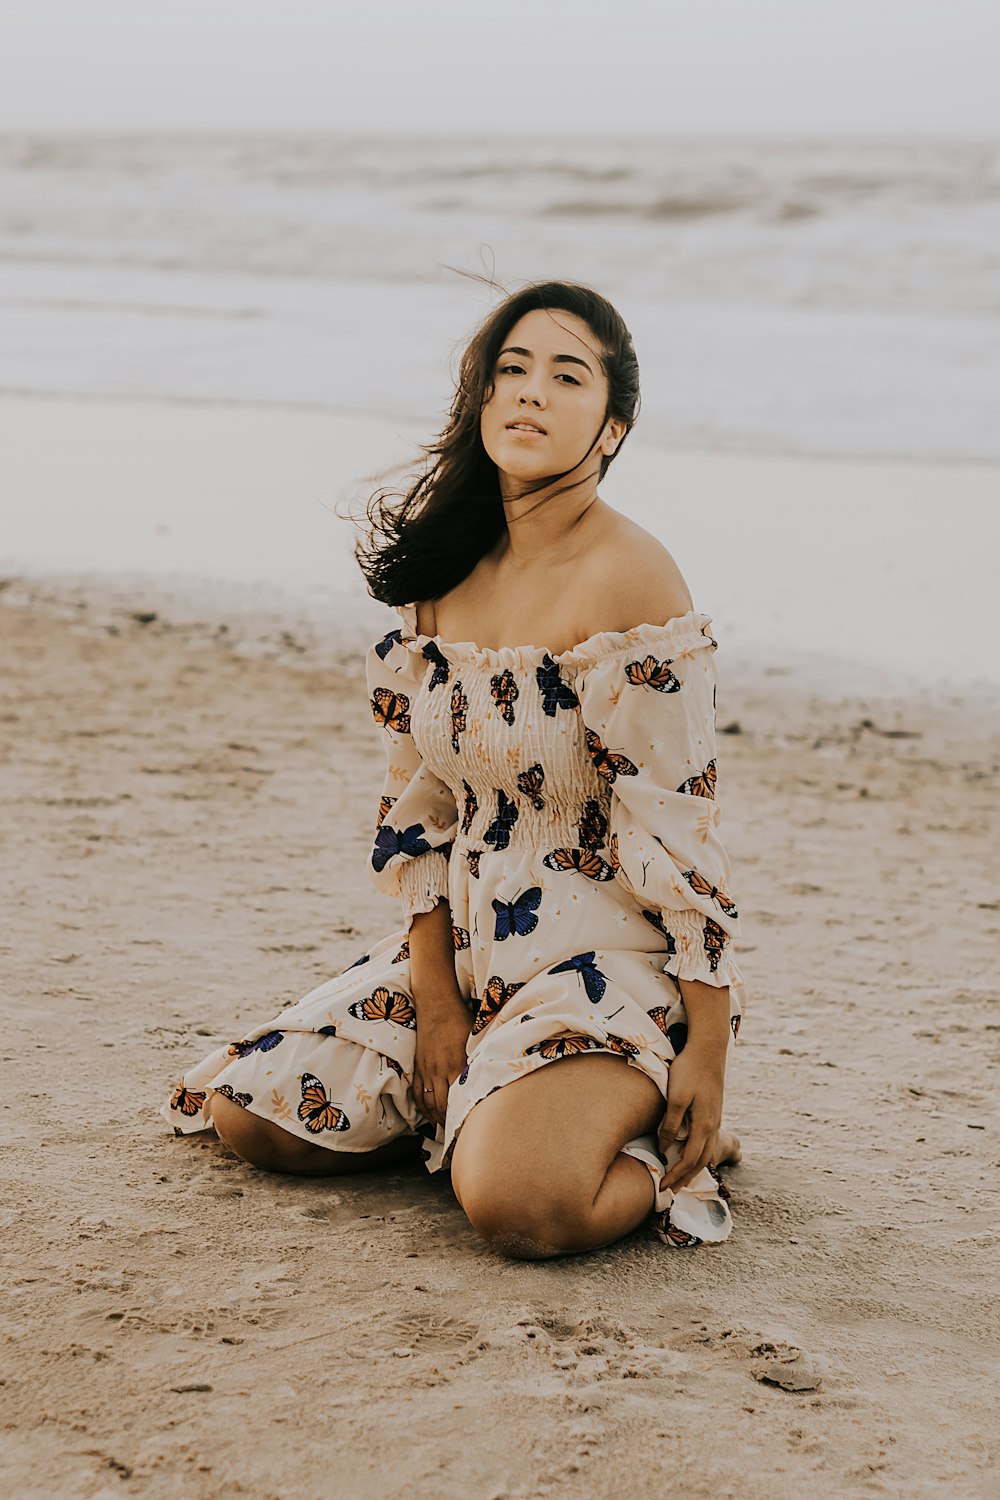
[714,1129,742,1167]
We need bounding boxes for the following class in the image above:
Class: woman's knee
[458,1166,592,1260]
[210,1093,322,1173]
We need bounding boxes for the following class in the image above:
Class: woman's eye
[497,364,579,385]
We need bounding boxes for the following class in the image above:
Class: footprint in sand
[675,1324,827,1392]
[467,1311,678,1384]
[391,1311,480,1355]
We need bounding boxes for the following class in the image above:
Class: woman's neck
[498,478,606,566]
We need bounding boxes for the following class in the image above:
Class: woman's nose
[517,380,545,407]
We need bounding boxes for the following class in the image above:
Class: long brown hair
[353,279,641,607]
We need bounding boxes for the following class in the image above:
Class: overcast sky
[1,0,997,137]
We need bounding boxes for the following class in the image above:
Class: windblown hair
[353,279,641,607]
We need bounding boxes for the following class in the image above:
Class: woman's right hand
[412,989,472,1129]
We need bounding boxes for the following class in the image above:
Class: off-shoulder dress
[162,603,747,1248]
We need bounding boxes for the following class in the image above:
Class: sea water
[1,132,997,687]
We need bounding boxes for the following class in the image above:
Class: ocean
[2,132,998,689]
[3,131,999,461]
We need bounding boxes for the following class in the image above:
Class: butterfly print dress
[163,604,746,1248]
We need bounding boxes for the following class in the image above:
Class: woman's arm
[678,977,731,1045]
[408,898,463,1002]
[575,604,744,1190]
[408,898,471,1129]
[658,977,730,1189]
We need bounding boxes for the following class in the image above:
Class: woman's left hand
[657,1040,726,1192]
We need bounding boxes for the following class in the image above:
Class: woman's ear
[602,418,627,455]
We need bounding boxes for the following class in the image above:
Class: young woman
[163,279,746,1258]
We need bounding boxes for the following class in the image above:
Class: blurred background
[2,0,998,689]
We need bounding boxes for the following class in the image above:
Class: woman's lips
[506,424,546,437]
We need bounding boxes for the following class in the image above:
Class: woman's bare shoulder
[587,514,694,629]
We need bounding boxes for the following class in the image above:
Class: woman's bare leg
[451,1053,667,1259]
[210,1094,421,1176]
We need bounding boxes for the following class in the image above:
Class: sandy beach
[2,555,998,1499]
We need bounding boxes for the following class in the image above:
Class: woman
[163,279,746,1258]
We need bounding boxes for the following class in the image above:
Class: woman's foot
[711,1128,742,1168]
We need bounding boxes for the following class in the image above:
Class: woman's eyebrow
[497,345,593,375]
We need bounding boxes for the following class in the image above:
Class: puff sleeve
[366,626,459,928]
[576,616,745,992]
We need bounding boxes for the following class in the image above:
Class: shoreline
[5,382,1000,469]
[5,567,1000,729]
[3,391,1000,703]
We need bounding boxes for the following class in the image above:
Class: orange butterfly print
[450,681,468,753]
[702,917,730,971]
[391,939,409,964]
[678,760,717,799]
[461,780,478,834]
[170,1083,207,1117]
[707,1162,732,1200]
[215,1083,253,1108]
[577,797,608,849]
[377,794,397,828]
[683,868,739,919]
[370,686,411,734]
[297,1072,351,1134]
[490,669,519,726]
[646,1006,671,1036]
[472,974,525,1035]
[542,847,615,881]
[380,1053,406,1079]
[516,762,546,810]
[656,1211,702,1249]
[452,924,471,951]
[624,655,680,694]
[730,1014,741,1040]
[640,907,676,956]
[584,728,638,784]
[348,987,417,1029]
[608,831,621,874]
[648,1008,687,1055]
[526,1033,601,1060]
[604,1033,640,1059]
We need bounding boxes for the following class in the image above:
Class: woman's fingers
[668,1148,707,1192]
[662,1131,714,1191]
[658,1097,689,1151]
[415,1071,448,1128]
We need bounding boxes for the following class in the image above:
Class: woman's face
[480,307,624,495]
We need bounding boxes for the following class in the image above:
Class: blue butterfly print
[492,886,543,941]
[228,1030,285,1058]
[347,952,371,969]
[422,641,451,689]
[371,821,431,873]
[536,653,580,717]
[483,790,519,851]
[374,628,402,660]
[667,1021,688,1055]
[640,908,677,958]
[548,951,608,1004]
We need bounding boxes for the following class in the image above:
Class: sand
[2,573,998,1500]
